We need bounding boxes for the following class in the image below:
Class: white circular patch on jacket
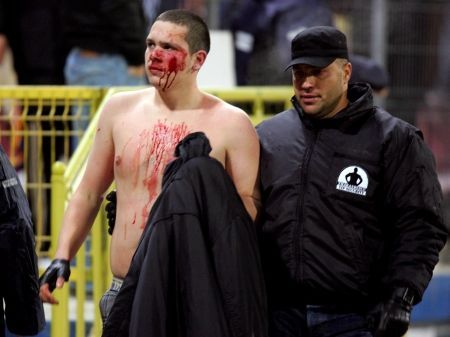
[336,166,368,196]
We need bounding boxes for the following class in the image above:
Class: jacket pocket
[343,221,371,286]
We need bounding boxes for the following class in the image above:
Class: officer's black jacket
[257,83,448,309]
[0,145,45,336]
[102,132,268,337]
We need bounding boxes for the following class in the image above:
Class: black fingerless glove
[105,190,117,235]
[372,287,415,337]
[39,259,71,292]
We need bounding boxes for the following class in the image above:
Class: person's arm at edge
[0,34,7,64]
[39,97,117,304]
[0,0,8,64]
[225,107,261,222]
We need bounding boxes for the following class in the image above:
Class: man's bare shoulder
[105,87,154,111]
[203,92,252,125]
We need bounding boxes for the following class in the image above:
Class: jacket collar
[292,82,375,133]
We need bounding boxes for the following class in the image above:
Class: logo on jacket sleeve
[336,166,368,196]
[2,177,18,188]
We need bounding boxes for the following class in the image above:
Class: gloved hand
[105,190,117,235]
[372,287,414,337]
[39,259,71,292]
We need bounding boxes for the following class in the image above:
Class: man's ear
[344,62,352,84]
[192,50,207,72]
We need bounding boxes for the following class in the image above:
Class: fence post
[91,212,111,337]
[50,161,70,337]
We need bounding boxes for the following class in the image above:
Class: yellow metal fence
[0,86,104,255]
[0,85,293,337]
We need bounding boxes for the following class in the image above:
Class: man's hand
[39,259,71,304]
[105,190,117,235]
[371,288,414,337]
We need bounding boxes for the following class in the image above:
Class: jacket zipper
[294,128,318,281]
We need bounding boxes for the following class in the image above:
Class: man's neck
[156,84,203,111]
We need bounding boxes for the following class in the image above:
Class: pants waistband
[110,277,124,291]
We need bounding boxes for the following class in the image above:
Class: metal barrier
[46,85,293,337]
[49,88,115,337]
[0,86,104,257]
[208,86,293,125]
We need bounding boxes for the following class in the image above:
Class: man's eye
[294,69,323,78]
[313,69,323,76]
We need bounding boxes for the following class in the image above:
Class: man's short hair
[156,9,211,54]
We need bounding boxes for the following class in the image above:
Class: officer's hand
[373,288,414,337]
[105,190,117,235]
[39,259,71,304]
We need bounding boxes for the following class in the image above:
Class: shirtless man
[39,9,260,324]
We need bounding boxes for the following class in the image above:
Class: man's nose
[149,47,162,60]
[301,75,315,88]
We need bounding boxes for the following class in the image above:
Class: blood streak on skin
[154,49,187,90]
[125,120,189,228]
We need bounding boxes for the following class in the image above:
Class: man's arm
[224,109,261,222]
[0,34,7,64]
[368,128,448,336]
[382,130,447,296]
[0,0,8,65]
[39,97,117,304]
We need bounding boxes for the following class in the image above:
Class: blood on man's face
[150,48,187,90]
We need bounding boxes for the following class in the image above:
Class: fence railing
[0,86,105,255]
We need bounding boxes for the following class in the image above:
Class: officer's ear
[343,60,352,84]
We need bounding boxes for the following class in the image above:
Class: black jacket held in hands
[102,132,268,337]
[257,83,448,309]
[0,145,45,336]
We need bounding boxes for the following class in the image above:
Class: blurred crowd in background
[0,0,449,252]
[1,0,448,112]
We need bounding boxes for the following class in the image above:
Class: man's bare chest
[114,119,190,176]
